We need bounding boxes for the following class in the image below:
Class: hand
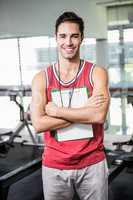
[85,94,107,108]
[45,102,59,117]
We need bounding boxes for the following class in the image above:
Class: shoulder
[92,65,109,85]
[93,65,108,74]
[93,65,108,79]
[32,70,45,82]
[32,70,46,89]
[85,60,107,76]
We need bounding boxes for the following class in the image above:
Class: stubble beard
[59,48,80,61]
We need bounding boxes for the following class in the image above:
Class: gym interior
[0,0,133,200]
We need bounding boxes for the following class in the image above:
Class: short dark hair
[55,11,84,37]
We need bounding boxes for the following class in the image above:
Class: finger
[96,99,107,105]
[93,94,104,98]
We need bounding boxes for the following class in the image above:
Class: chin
[63,53,77,60]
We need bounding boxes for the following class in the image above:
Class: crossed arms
[31,66,110,133]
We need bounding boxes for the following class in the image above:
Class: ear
[80,35,84,44]
[81,34,84,42]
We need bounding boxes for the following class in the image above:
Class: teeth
[66,49,73,51]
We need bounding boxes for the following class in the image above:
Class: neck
[57,56,81,72]
[56,58,82,83]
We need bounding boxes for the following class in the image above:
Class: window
[107,27,133,136]
[0,39,20,85]
[108,30,121,84]
[124,28,133,82]
[19,36,57,85]
[0,39,20,128]
[81,38,96,62]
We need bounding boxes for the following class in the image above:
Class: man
[31,11,110,200]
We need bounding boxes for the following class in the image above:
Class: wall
[0,0,107,39]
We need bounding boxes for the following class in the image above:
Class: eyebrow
[58,33,80,36]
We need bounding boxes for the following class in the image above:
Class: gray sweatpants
[42,159,108,200]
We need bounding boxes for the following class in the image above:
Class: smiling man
[31,11,110,200]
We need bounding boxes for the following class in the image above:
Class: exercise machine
[0,87,37,156]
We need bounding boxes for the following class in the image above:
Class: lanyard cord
[58,60,81,108]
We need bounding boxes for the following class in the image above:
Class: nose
[66,36,72,46]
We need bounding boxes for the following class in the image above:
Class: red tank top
[42,60,105,169]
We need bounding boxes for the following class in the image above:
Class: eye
[72,34,80,38]
[59,34,66,38]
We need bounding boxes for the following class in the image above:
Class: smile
[64,48,75,53]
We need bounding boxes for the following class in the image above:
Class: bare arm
[31,71,71,133]
[45,66,110,124]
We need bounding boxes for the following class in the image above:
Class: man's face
[56,22,83,60]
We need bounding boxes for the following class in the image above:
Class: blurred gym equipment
[0,86,37,157]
